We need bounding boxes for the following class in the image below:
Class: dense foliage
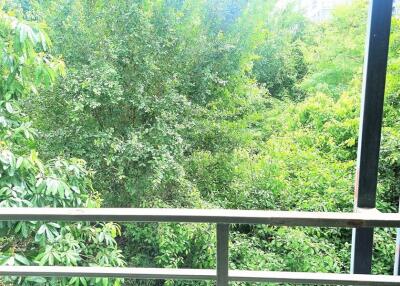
[1,0,400,285]
[0,7,124,286]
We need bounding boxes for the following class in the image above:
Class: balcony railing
[0,207,400,285]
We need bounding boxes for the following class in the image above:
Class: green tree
[0,7,125,285]
[300,0,368,98]
[253,4,308,100]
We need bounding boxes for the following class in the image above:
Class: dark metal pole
[217,224,229,285]
[351,0,393,274]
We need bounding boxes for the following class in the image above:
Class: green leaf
[5,102,14,113]
[98,231,105,243]
[80,277,88,286]
[16,157,24,169]
[24,276,47,283]
[37,224,47,235]
[14,254,30,265]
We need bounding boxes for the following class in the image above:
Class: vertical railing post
[395,227,400,275]
[217,224,229,286]
[351,0,393,274]
[395,198,400,275]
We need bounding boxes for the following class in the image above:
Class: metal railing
[1,207,400,285]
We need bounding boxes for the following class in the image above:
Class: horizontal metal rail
[231,270,400,285]
[2,208,400,285]
[1,266,400,286]
[0,266,216,280]
[0,207,399,227]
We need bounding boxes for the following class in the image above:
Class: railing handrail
[0,207,399,227]
[0,266,399,286]
[1,207,400,285]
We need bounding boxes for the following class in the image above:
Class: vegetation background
[0,0,399,285]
